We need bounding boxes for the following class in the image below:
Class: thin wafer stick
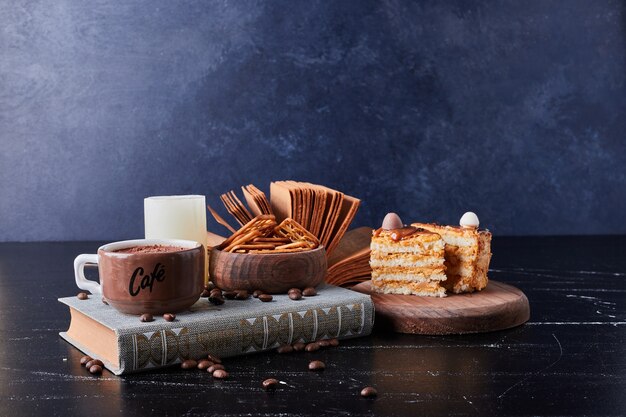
[275,241,310,250]
[228,190,253,221]
[207,204,237,234]
[219,215,276,249]
[230,243,276,252]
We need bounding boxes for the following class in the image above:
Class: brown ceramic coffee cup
[74,239,204,315]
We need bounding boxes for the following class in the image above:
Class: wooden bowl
[209,246,327,293]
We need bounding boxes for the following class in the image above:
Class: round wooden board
[351,280,530,335]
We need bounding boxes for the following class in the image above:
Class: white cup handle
[74,254,102,294]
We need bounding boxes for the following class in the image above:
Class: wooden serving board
[351,280,530,335]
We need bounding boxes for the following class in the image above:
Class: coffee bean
[253,290,263,298]
[102,298,108,305]
[305,342,320,352]
[223,291,237,299]
[206,282,216,291]
[235,290,249,300]
[317,339,331,348]
[302,287,317,296]
[207,354,222,364]
[308,360,325,371]
[288,288,301,294]
[208,296,225,305]
[259,294,273,302]
[77,292,88,300]
[292,342,306,352]
[329,338,339,347]
[262,378,279,391]
[181,359,197,369]
[200,289,210,297]
[85,359,104,369]
[360,386,378,398]
[163,313,176,322]
[212,369,228,379]
[276,344,294,354]
[208,364,225,373]
[288,291,302,301]
[80,355,93,366]
[89,364,103,375]
[140,313,154,322]
[210,288,223,297]
[197,360,213,370]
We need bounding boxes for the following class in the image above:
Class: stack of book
[60,285,374,375]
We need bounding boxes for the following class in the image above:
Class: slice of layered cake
[370,213,447,297]
[413,212,492,294]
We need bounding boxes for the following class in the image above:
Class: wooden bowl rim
[211,245,326,258]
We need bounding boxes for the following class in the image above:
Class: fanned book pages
[59,285,374,375]
[327,227,373,287]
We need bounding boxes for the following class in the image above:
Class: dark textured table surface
[0,236,624,416]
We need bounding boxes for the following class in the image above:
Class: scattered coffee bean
[208,364,225,373]
[210,288,223,297]
[101,298,108,305]
[85,359,104,369]
[163,313,176,322]
[360,386,378,398]
[140,313,154,322]
[207,354,222,364]
[317,339,331,348]
[208,296,225,305]
[197,360,213,370]
[288,291,302,301]
[80,355,93,366]
[302,287,317,297]
[305,342,320,352]
[292,342,306,352]
[259,294,273,302]
[77,292,89,300]
[262,378,279,391]
[253,290,263,298]
[223,291,237,300]
[277,344,294,354]
[235,290,249,300]
[212,369,228,379]
[89,364,103,375]
[206,282,216,291]
[308,360,325,371]
[181,359,198,369]
[200,289,210,297]
[329,338,339,347]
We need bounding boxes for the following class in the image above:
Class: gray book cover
[59,284,374,375]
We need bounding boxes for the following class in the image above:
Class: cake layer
[411,223,478,247]
[372,265,446,277]
[369,255,445,268]
[372,272,447,282]
[370,240,444,254]
[371,279,447,297]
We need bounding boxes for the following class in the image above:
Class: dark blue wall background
[1,1,625,241]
